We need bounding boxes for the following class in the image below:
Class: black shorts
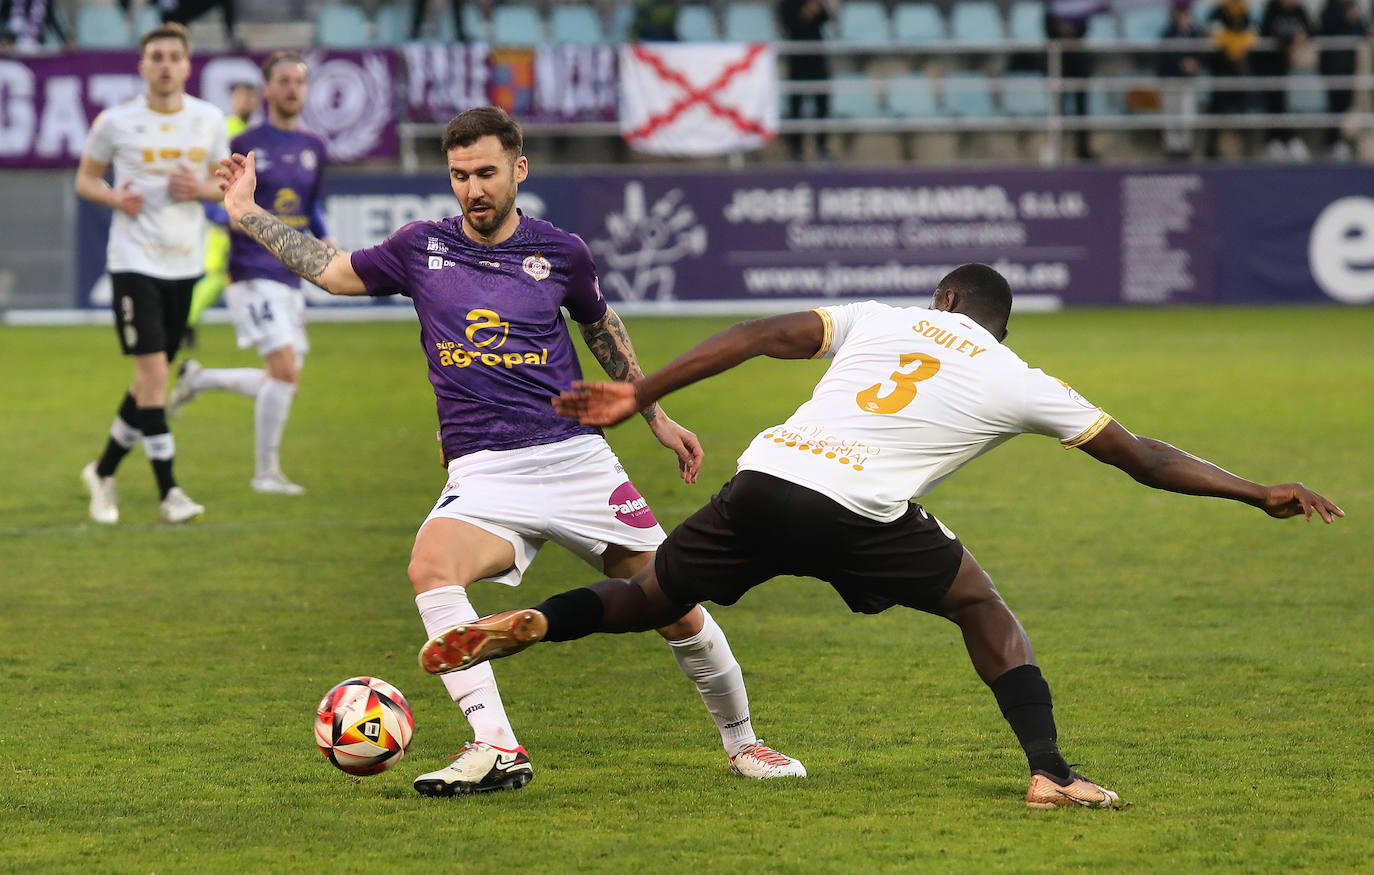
[655,470,965,615]
[110,272,197,358]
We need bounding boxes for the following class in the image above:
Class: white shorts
[224,278,309,358]
[421,434,667,586]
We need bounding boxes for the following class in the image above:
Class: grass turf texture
[1,308,1370,873]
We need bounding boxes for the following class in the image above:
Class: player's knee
[407,554,456,593]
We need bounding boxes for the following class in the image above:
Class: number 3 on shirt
[856,352,941,414]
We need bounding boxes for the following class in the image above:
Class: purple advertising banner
[76,165,1372,309]
[0,48,397,168]
[400,43,617,125]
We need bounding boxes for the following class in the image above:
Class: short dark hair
[261,52,307,82]
[139,22,191,56]
[441,106,523,159]
[935,263,1013,335]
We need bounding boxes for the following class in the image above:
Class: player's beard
[466,192,515,237]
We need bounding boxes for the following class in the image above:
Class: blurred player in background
[216,106,805,795]
[76,22,226,525]
[423,263,1344,809]
[183,80,259,351]
[170,54,327,495]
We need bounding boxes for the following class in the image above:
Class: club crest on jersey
[522,254,551,281]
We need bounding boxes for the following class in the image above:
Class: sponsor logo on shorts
[609,481,658,529]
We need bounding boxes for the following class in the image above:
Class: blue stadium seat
[316,4,371,46]
[132,3,161,39]
[942,71,996,116]
[1002,71,1049,116]
[1084,11,1119,43]
[373,4,408,43]
[887,74,939,118]
[837,1,890,44]
[676,4,718,41]
[608,2,635,41]
[1121,6,1168,40]
[1087,76,1126,115]
[550,6,605,43]
[422,2,486,41]
[1007,0,1044,42]
[1288,72,1327,115]
[892,3,944,44]
[831,74,882,119]
[723,2,775,41]
[76,5,132,48]
[949,1,1004,44]
[490,4,543,45]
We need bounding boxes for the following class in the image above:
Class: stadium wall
[6,164,1373,319]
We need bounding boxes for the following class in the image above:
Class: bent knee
[936,550,1006,616]
[407,554,458,594]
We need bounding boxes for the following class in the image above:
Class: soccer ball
[314,677,414,776]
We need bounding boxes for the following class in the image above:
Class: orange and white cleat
[418,609,548,674]
[1026,769,1121,810]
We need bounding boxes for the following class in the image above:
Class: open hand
[1262,482,1344,523]
[215,151,259,224]
[647,413,703,484]
[553,380,640,426]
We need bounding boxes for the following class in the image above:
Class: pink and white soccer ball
[314,677,414,776]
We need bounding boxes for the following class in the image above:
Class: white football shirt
[84,94,228,280]
[736,301,1114,522]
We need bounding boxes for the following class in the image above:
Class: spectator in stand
[1045,0,1106,162]
[160,0,240,49]
[1258,0,1316,160]
[1319,0,1369,160]
[1,0,71,52]
[630,0,679,40]
[411,0,466,41]
[777,0,833,162]
[1159,1,1207,160]
[1204,0,1259,159]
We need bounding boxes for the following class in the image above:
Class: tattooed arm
[579,304,705,483]
[216,151,367,295]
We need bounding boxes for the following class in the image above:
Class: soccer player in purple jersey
[217,106,805,795]
[169,53,329,495]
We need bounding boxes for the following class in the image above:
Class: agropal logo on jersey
[609,481,657,529]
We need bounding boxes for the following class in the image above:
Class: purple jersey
[229,123,329,287]
[350,212,608,461]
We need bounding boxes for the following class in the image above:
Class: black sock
[96,392,141,477]
[533,588,604,642]
[137,406,177,499]
[990,664,1071,780]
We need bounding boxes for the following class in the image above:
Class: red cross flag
[619,43,778,157]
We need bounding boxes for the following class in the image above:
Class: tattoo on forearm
[581,313,658,422]
[240,212,341,292]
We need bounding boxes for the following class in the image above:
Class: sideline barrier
[72,164,1374,313]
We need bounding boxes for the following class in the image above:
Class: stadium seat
[892,3,944,44]
[373,4,408,43]
[1007,0,1044,43]
[75,5,132,48]
[837,1,890,44]
[949,1,1004,44]
[608,2,634,40]
[723,2,775,41]
[1084,12,1119,43]
[887,74,939,118]
[830,73,882,119]
[1287,72,1327,115]
[490,4,543,45]
[550,5,605,44]
[418,3,486,42]
[676,4,718,41]
[316,4,371,46]
[1121,6,1168,40]
[942,71,996,116]
[132,3,161,38]
[1088,76,1126,115]
[1002,71,1050,117]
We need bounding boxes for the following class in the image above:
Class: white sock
[414,585,519,749]
[254,377,296,476]
[192,367,264,397]
[666,607,756,757]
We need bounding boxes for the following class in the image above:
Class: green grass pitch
[1,307,1370,873]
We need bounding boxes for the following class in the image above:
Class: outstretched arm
[557,310,825,426]
[577,304,706,483]
[216,152,367,295]
[1078,420,1343,523]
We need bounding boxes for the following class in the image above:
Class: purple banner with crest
[400,43,617,124]
[0,48,397,168]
